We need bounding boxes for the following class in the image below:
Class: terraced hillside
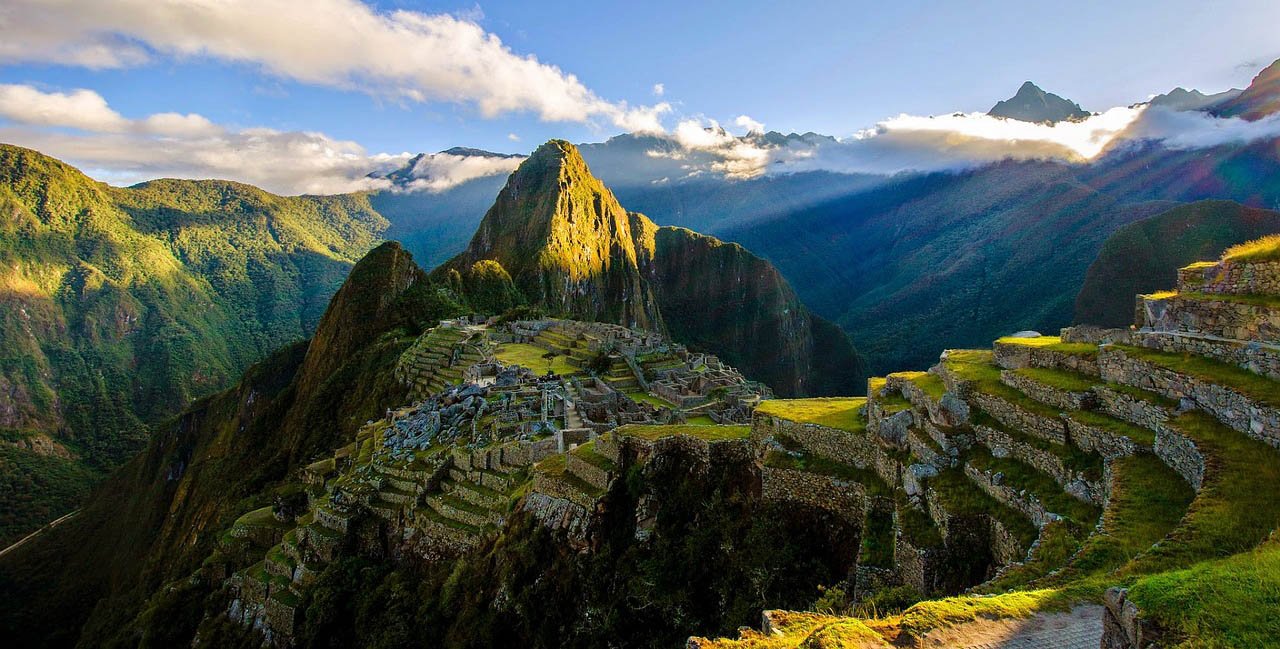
[696,240,1280,647]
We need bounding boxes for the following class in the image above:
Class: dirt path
[0,509,80,559]
[919,604,1103,649]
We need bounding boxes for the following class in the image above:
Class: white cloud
[1116,105,1280,150]
[0,0,669,132]
[652,83,665,97]
[0,84,410,194]
[0,84,128,132]
[402,153,524,193]
[507,133,520,142]
[651,107,1160,179]
[735,115,764,135]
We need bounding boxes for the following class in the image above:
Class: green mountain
[437,140,863,396]
[0,144,389,545]
[988,81,1090,123]
[0,241,462,647]
[1074,200,1280,326]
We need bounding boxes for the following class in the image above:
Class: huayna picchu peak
[436,139,863,398]
[3,16,1280,648]
[988,81,1091,123]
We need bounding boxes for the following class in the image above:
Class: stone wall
[566,453,612,491]
[972,422,1077,492]
[751,414,882,468]
[894,535,947,596]
[1000,369,1095,411]
[1099,346,1280,449]
[972,392,1068,444]
[1092,386,1171,444]
[1153,428,1206,490]
[531,471,598,509]
[992,342,1101,376]
[760,466,866,519]
[1063,417,1142,464]
[1137,293,1280,343]
[963,463,1054,527]
[1101,587,1165,649]
[1178,259,1280,296]
[522,491,591,548]
[887,373,969,428]
[1131,330,1280,382]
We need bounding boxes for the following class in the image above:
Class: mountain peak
[437,139,662,329]
[988,81,1090,123]
[1212,57,1280,120]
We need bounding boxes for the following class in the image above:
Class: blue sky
[0,0,1278,193]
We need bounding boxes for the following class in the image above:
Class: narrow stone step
[445,478,505,509]
[426,494,500,528]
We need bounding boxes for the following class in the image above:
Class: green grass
[754,397,867,432]
[1223,233,1280,262]
[860,507,896,569]
[1119,411,1280,575]
[614,423,751,441]
[943,351,1062,420]
[1128,539,1280,648]
[994,336,1098,357]
[570,441,617,472]
[975,520,1088,593]
[232,506,287,530]
[684,415,716,426]
[1113,344,1280,409]
[764,450,890,497]
[896,589,1062,640]
[969,410,1102,478]
[493,342,580,376]
[1013,367,1096,393]
[896,501,943,549]
[625,390,675,408]
[966,448,1101,525]
[1050,453,1194,587]
[889,371,947,400]
[927,467,1039,550]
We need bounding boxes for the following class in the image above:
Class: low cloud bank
[649,105,1280,181]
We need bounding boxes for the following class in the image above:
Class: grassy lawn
[494,342,580,376]
[943,350,1062,420]
[614,423,751,441]
[625,390,675,408]
[888,371,947,401]
[1113,344,1280,409]
[1128,540,1280,648]
[1013,367,1096,393]
[994,336,1099,357]
[1223,234,1280,262]
[755,397,867,432]
[684,414,717,425]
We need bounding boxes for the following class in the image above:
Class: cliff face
[440,140,864,396]
[650,227,862,396]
